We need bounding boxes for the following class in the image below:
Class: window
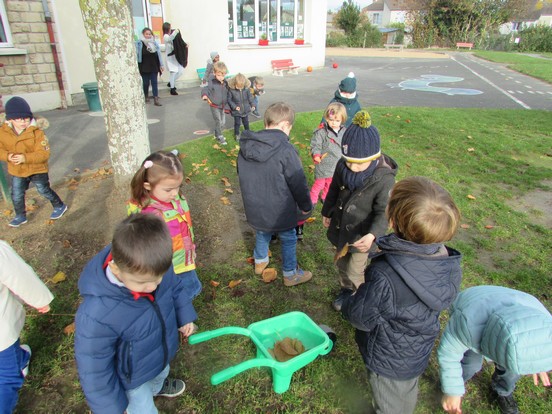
[371,13,381,26]
[131,0,165,42]
[229,0,305,43]
[0,0,13,47]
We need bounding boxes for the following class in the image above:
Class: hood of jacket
[334,89,358,105]
[227,76,251,90]
[239,129,288,163]
[373,233,462,312]
[78,246,133,300]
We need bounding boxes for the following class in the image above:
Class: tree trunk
[79,0,150,188]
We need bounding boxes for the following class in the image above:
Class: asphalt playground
[36,48,552,183]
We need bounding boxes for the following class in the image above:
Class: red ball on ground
[332,63,338,69]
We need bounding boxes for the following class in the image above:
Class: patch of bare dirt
[505,179,552,229]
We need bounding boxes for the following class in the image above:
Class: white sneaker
[20,344,32,377]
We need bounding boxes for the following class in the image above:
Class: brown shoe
[145,96,150,103]
[283,269,312,286]
[254,261,269,275]
[154,97,162,106]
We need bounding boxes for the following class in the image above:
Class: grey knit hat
[339,72,356,93]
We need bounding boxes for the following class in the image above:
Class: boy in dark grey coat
[237,102,313,286]
[342,176,462,414]
[321,111,398,310]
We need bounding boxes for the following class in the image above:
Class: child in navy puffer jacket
[75,214,197,414]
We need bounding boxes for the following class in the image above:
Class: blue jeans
[11,173,64,217]
[233,115,250,137]
[460,350,521,396]
[141,72,159,97]
[126,364,169,414]
[176,269,202,301]
[253,96,259,112]
[254,229,297,275]
[0,339,30,414]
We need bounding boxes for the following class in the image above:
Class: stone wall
[0,0,64,108]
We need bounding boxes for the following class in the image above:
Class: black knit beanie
[341,111,381,163]
[5,97,33,120]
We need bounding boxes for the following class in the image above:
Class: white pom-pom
[348,72,355,78]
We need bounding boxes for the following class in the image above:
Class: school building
[0,0,328,112]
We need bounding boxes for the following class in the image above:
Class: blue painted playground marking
[388,75,483,95]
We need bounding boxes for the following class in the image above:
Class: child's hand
[441,395,462,413]
[251,106,255,111]
[10,154,26,165]
[351,233,375,253]
[313,155,321,164]
[179,322,195,338]
[532,371,551,387]
[36,305,51,313]
[322,216,331,228]
[236,106,240,111]
[202,96,208,101]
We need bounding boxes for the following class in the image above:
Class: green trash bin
[81,82,102,112]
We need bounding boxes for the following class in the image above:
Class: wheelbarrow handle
[188,327,252,344]
[211,358,279,385]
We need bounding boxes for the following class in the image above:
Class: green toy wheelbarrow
[188,311,333,393]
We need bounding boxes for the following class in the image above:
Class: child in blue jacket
[75,214,197,414]
[438,286,552,414]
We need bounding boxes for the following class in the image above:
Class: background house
[0,0,328,112]
[500,0,552,34]
[361,0,421,44]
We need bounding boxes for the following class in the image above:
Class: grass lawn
[473,50,552,83]
[19,107,551,413]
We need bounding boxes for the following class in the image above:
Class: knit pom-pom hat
[5,97,33,120]
[341,111,381,163]
[339,72,356,93]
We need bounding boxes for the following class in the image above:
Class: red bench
[271,59,300,76]
[456,42,474,50]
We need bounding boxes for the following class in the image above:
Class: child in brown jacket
[0,97,67,227]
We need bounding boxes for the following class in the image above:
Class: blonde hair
[324,102,347,124]
[213,61,228,75]
[234,73,246,89]
[264,102,295,128]
[130,151,183,207]
[254,76,264,87]
[387,176,460,244]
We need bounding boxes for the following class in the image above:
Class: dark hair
[387,176,460,244]
[264,102,295,127]
[142,27,152,35]
[112,214,173,276]
[162,22,171,35]
[130,151,184,207]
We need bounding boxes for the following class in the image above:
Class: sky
[327,0,374,12]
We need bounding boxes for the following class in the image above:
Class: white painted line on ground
[451,56,531,109]
[525,85,533,89]
[528,91,535,94]
[515,80,522,84]
[536,91,544,95]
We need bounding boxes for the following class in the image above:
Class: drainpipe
[41,0,67,109]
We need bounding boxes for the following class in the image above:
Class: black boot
[170,88,178,96]
[332,288,353,311]
[167,82,171,88]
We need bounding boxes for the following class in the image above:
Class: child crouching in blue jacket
[75,214,197,414]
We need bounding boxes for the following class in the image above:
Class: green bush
[518,24,552,52]
[326,31,348,47]
[346,22,382,48]
[481,33,518,52]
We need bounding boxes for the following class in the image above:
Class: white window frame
[0,0,14,48]
[229,0,303,44]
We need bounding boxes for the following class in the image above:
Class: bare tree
[79,0,150,188]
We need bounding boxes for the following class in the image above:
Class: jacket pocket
[120,341,134,383]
